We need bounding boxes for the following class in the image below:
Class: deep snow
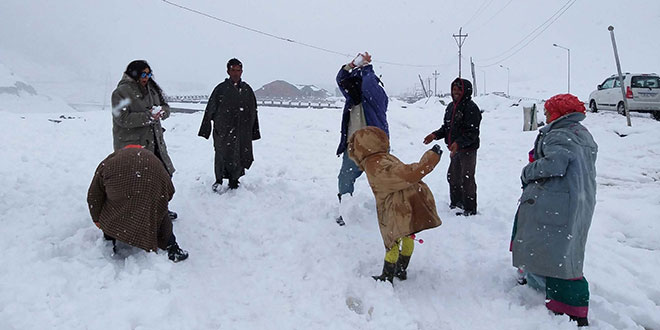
[1,95,659,329]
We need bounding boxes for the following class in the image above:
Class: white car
[588,73,660,120]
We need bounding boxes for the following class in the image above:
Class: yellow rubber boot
[395,236,414,280]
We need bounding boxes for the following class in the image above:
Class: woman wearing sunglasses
[110,60,178,220]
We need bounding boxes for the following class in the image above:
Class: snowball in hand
[151,106,163,116]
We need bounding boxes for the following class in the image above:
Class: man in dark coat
[423,78,482,216]
[87,145,188,262]
[198,58,261,191]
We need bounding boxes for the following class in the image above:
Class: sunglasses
[140,72,153,78]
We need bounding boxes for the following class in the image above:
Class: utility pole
[428,77,431,96]
[470,57,477,96]
[608,25,631,127]
[552,43,571,93]
[453,27,468,77]
[432,70,440,96]
[418,74,428,97]
[499,64,510,97]
[481,70,486,94]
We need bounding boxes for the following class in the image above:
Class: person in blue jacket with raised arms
[334,52,389,225]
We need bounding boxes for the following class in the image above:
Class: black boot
[212,179,223,192]
[228,179,240,189]
[103,233,117,254]
[569,316,589,327]
[167,243,189,263]
[335,193,346,226]
[394,255,411,280]
[456,210,477,216]
[372,261,396,283]
[449,202,464,210]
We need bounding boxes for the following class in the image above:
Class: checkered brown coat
[87,148,175,251]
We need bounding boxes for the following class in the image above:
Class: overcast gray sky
[1,0,658,102]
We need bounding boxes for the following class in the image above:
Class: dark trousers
[157,214,175,249]
[214,148,244,183]
[447,150,478,213]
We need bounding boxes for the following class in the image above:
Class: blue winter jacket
[512,112,598,279]
[336,65,389,155]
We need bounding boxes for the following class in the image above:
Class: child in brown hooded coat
[348,126,443,282]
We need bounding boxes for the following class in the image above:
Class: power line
[462,0,495,29]
[161,0,348,57]
[475,0,577,67]
[477,0,575,62]
[471,0,515,33]
[480,0,577,67]
[160,0,442,68]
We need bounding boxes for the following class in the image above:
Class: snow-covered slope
[0,62,74,113]
[0,96,658,329]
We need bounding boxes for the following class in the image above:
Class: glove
[528,149,535,163]
[431,144,443,156]
[423,133,436,144]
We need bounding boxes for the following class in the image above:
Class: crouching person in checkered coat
[87,145,188,262]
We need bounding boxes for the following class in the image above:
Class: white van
[588,73,660,120]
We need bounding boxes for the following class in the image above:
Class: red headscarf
[544,93,586,123]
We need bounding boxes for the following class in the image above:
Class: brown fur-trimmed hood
[347,126,389,170]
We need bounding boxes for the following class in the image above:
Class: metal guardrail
[170,107,203,113]
[257,99,341,109]
[168,98,341,113]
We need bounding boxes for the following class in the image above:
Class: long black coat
[432,78,482,151]
[198,79,261,172]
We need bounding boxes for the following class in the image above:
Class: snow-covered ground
[1,95,659,329]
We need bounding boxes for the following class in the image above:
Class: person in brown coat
[87,145,188,262]
[348,126,443,282]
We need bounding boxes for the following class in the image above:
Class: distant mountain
[0,62,37,97]
[0,61,74,113]
[255,80,330,100]
[297,84,330,99]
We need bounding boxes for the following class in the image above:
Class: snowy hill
[1,96,659,329]
[0,62,74,113]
